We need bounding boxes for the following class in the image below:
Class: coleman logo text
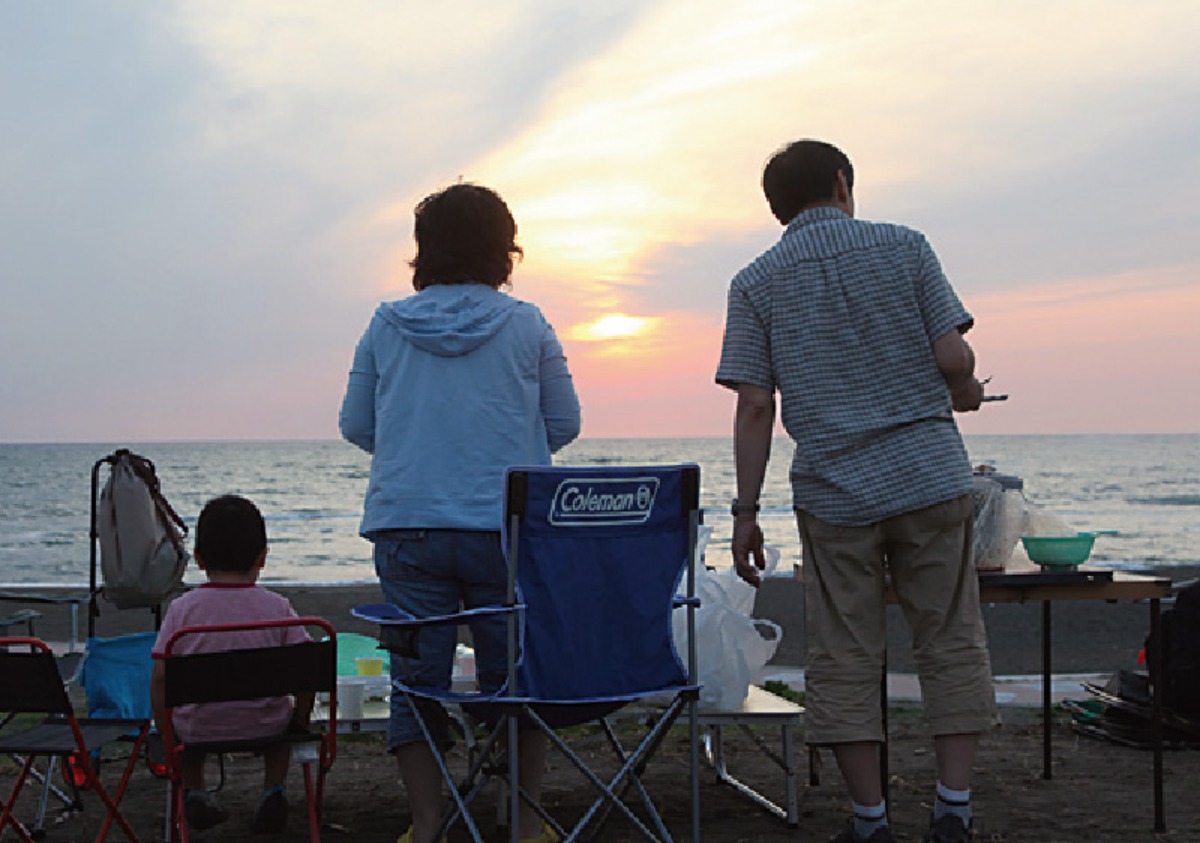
[549,477,659,526]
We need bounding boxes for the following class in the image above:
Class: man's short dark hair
[761,140,854,224]
[409,183,524,291]
[194,495,267,572]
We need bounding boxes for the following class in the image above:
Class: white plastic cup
[338,679,366,720]
[452,644,477,692]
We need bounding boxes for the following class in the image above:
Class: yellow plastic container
[355,656,384,677]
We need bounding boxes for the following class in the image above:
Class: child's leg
[180,750,207,790]
[263,744,291,790]
[182,750,230,830]
[253,745,292,833]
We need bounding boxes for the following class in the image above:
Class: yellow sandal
[520,824,562,843]
[396,822,556,843]
[396,829,447,843]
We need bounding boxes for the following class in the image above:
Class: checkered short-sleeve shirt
[716,207,974,525]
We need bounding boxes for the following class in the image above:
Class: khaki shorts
[798,494,999,744]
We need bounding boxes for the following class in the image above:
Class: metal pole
[1042,600,1052,780]
[1149,598,1165,832]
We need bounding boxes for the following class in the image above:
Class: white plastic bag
[971,476,1027,571]
[708,543,780,615]
[674,527,784,710]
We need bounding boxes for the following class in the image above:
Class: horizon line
[3,431,1200,447]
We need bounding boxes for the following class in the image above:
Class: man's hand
[950,377,984,412]
[732,516,766,587]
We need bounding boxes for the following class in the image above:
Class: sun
[567,313,659,342]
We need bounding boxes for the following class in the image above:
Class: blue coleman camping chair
[355,464,703,843]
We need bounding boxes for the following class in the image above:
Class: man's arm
[933,328,984,412]
[732,383,775,586]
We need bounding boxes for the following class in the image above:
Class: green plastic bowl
[1020,531,1118,567]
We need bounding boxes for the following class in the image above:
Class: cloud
[960,261,1200,434]
[0,1,647,441]
[3,1,1199,441]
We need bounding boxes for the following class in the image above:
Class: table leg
[1149,598,1164,832]
[881,658,890,816]
[1042,600,1052,780]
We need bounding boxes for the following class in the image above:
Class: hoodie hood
[376,284,520,357]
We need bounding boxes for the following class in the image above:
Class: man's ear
[254,547,268,569]
[194,552,207,571]
[835,170,852,203]
[835,169,855,216]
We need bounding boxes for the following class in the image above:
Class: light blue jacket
[339,284,581,536]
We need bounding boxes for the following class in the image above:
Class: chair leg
[19,754,79,836]
[1,755,41,843]
[507,716,520,843]
[301,762,321,843]
[688,699,701,843]
[161,778,171,843]
[593,719,670,840]
[527,705,672,841]
[168,781,187,843]
[405,694,488,843]
[90,727,149,843]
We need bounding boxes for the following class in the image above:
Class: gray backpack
[96,450,190,610]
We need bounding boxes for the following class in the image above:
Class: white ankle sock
[851,799,887,839]
[934,781,971,824]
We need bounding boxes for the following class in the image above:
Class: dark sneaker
[924,813,972,843]
[251,785,289,834]
[829,821,898,843]
[184,789,229,831]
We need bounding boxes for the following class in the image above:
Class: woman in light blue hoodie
[340,183,580,843]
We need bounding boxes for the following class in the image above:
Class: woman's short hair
[761,140,854,224]
[409,183,523,290]
[194,494,267,572]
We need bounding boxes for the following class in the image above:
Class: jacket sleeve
[339,323,378,453]
[538,322,581,453]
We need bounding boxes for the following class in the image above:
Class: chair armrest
[0,591,89,606]
[672,596,701,608]
[354,603,524,660]
[352,603,520,629]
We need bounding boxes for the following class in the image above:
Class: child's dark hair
[194,494,267,572]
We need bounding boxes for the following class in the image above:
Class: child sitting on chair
[150,494,314,834]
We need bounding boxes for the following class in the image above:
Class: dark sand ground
[5,693,1198,842]
[4,568,1199,842]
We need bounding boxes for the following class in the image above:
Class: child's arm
[150,659,167,734]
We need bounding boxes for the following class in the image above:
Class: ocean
[1,435,1198,586]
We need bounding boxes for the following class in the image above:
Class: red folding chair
[159,617,337,843]
[0,637,149,843]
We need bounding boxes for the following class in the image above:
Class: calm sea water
[1,436,1198,586]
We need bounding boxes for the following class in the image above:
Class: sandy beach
[4,570,1200,841]
[3,677,1198,841]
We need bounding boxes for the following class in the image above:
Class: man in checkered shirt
[716,140,998,843]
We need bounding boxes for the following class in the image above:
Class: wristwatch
[730,498,760,516]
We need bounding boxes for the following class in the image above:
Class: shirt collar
[785,206,849,233]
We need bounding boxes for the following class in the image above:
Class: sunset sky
[3,1,1199,443]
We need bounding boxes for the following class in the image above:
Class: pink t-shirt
[153,583,310,743]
